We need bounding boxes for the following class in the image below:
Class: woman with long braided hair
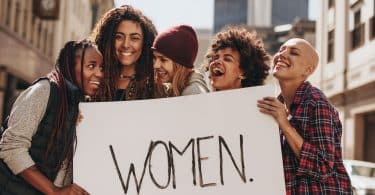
[0,39,104,195]
[91,5,157,101]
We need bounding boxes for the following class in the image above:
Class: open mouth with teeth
[119,51,133,57]
[210,67,225,77]
[89,81,101,86]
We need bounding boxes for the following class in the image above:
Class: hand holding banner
[74,85,285,195]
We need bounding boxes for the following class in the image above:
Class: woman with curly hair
[203,26,271,90]
[91,5,157,101]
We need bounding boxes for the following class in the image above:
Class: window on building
[351,9,365,50]
[327,30,334,62]
[5,0,11,26]
[37,22,42,49]
[328,0,335,9]
[14,2,21,33]
[371,0,375,39]
[23,7,28,38]
[350,9,365,50]
[355,10,361,25]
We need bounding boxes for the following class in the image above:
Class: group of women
[0,4,271,194]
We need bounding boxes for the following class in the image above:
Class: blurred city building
[314,0,375,162]
[0,0,114,120]
[213,0,309,32]
[212,0,315,84]
[255,18,315,55]
[195,28,212,68]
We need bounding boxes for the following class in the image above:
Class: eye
[131,36,141,41]
[224,57,233,62]
[278,46,286,53]
[160,58,168,63]
[115,34,123,40]
[99,65,104,72]
[290,51,299,56]
[87,64,95,69]
[208,55,218,64]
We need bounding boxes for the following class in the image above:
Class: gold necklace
[119,74,135,80]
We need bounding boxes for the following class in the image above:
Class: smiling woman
[0,39,102,195]
[91,4,157,101]
[203,26,271,91]
[152,24,209,97]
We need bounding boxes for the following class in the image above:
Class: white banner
[74,85,285,195]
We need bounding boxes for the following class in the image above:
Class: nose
[153,58,161,69]
[122,37,130,48]
[95,67,104,79]
[274,50,287,62]
[209,58,221,69]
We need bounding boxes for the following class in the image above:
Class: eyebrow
[223,53,236,59]
[115,32,142,36]
[86,60,98,64]
[289,47,301,52]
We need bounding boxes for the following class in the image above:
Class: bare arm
[19,165,57,194]
[257,96,303,157]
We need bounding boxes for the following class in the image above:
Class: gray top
[0,80,71,187]
[181,71,210,96]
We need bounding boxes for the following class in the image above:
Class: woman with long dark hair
[0,39,104,195]
[91,5,157,101]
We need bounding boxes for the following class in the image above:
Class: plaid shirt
[279,82,352,195]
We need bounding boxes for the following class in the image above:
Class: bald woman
[257,38,353,194]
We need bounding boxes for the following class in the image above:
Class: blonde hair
[154,63,193,97]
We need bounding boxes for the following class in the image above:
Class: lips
[273,58,290,70]
[155,69,169,82]
[119,51,133,57]
[89,81,100,87]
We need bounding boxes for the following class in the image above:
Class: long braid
[44,39,95,173]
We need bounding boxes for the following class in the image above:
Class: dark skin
[17,47,105,195]
[20,166,89,195]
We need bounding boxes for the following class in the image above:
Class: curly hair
[203,26,270,87]
[90,5,157,100]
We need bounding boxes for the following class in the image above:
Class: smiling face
[208,47,244,90]
[74,46,104,96]
[114,20,144,68]
[273,38,318,82]
[153,50,175,84]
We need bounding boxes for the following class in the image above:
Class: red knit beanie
[152,24,198,68]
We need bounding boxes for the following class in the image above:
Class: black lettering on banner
[109,134,251,194]
[148,141,172,189]
[169,139,196,188]
[219,134,246,185]
[110,143,153,194]
[196,136,216,188]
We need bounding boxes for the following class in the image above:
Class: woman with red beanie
[152,24,209,97]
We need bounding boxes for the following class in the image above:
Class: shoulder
[182,72,209,95]
[303,83,337,113]
[21,79,51,101]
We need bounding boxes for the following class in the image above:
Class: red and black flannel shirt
[279,81,352,195]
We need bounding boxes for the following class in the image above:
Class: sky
[115,0,318,32]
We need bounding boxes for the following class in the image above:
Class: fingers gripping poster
[74,85,286,195]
